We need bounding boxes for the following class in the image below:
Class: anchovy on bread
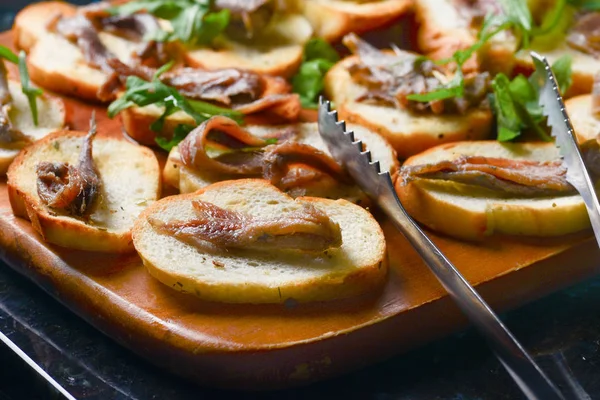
[133,179,388,304]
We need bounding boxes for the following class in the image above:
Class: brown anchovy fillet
[343,33,490,115]
[108,61,301,120]
[452,0,503,28]
[148,199,343,252]
[567,12,600,57]
[0,59,31,150]
[36,116,101,216]
[215,0,274,40]
[262,142,352,188]
[400,145,600,196]
[55,15,116,74]
[161,68,265,105]
[101,14,168,66]
[179,115,272,176]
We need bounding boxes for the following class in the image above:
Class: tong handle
[378,176,564,400]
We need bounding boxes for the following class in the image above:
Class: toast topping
[215,0,275,40]
[452,0,502,28]
[179,116,350,188]
[567,12,600,57]
[160,68,264,105]
[110,62,301,121]
[0,60,31,150]
[343,34,490,115]
[36,118,101,216]
[148,199,343,252]
[401,143,600,196]
[101,14,168,66]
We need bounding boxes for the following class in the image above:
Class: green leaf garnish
[108,72,244,150]
[18,51,42,126]
[0,45,19,64]
[0,47,42,125]
[292,38,340,109]
[491,55,572,142]
[551,54,573,95]
[109,0,230,46]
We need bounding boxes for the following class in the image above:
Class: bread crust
[184,13,313,78]
[395,141,594,240]
[7,130,161,253]
[302,0,413,43]
[324,55,493,159]
[13,1,76,52]
[0,80,66,175]
[133,179,388,304]
[415,0,475,64]
[566,94,600,143]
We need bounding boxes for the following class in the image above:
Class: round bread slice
[13,1,77,52]
[120,74,296,146]
[0,80,65,175]
[7,130,161,253]
[566,94,600,144]
[133,179,388,304]
[183,13,313,78]
[324,55,493,159]
[16,2,141,102]
[415,0,478,69]
[482,41,600,99]
[301,0,412,42]
[162,122,399,204]
[395,141,594,241]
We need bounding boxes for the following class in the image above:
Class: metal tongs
[532,51,600,248]
[317,99,565,399]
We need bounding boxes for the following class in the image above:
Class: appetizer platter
[1,0,600,391]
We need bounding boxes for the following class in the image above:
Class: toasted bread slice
[7,130,161,253]
[415,0,475,60]
[120,74,297,146]
[0,80,65,175]
[566,94,600,143]
[27,32,139,102]
[508,44,600,98]
[133,179,387,304]
[395,141,594,240]
[301,0,413,43]
[13,1,76,52]
[324,55,493,159]
[15,2,146,102]
[162,122,399,203]
[184,13,313,78]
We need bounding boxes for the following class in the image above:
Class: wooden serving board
[1,31,599,391]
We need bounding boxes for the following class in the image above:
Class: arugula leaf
[0,46,18,64]
[18,51,42,126]
[109,0,229,46]
[491,55,572,142]
[292,39,340,108]
[551,54,573,94]
[0,47,42,125]
[155,123,194,151]
[567,0,600,10]
[108,74,244,149]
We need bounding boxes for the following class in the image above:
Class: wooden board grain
[1,30,600,391]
